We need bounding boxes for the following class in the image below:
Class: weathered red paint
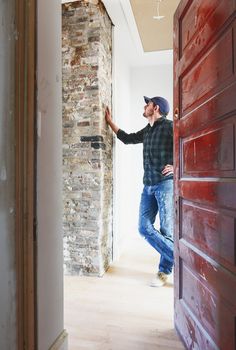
[181,262,234,346]
[174,0,236,349]
[181,201,236,268]
[181,29,233,114]
[182,117,236,176]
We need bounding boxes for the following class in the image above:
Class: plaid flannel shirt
[117,117,173,185]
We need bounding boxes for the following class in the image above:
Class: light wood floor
[64,235,185,350]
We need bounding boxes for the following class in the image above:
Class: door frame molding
[15,0,37,349]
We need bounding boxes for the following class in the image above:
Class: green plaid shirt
[117,117,173,185]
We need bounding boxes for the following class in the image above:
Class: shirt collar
[149,116,165,128]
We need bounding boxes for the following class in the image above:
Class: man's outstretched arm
[105,106,145,145]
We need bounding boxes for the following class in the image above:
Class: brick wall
[62,0,113,276]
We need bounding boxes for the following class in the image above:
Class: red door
[174,1,236,349]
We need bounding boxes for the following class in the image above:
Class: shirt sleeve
[117,127,145,144]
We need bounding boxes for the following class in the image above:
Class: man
[105,96,174,287]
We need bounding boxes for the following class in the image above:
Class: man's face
[143,101,156,118]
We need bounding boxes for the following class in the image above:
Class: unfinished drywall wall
[37,0,67,349]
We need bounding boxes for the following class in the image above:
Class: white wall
[114,62,173,252]
[37,0,67,349]
[111,16,133,258]
[103,0,174,260]
[0,1,16,349]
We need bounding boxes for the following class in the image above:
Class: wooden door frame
[15,0,37,349]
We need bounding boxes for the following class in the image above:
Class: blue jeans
[138,179,174,274]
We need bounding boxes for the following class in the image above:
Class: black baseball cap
[144,96,170,116]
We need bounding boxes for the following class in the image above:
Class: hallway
[64,234,184,350]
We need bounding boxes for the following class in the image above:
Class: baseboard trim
[49,329,68,350]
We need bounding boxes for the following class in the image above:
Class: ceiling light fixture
[153,0,165,20]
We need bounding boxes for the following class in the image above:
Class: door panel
[181,201,236,267]
[174,1,236,349]
[179,83,236,138]
[181,28,234,114]
[181,263,235,347]
[178,0,235,74]
[181,116,236,177]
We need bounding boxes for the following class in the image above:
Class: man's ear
[154,105,160,112]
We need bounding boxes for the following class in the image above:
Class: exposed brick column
[62,0,113,276]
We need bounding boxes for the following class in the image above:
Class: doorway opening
[61,0,180,348]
